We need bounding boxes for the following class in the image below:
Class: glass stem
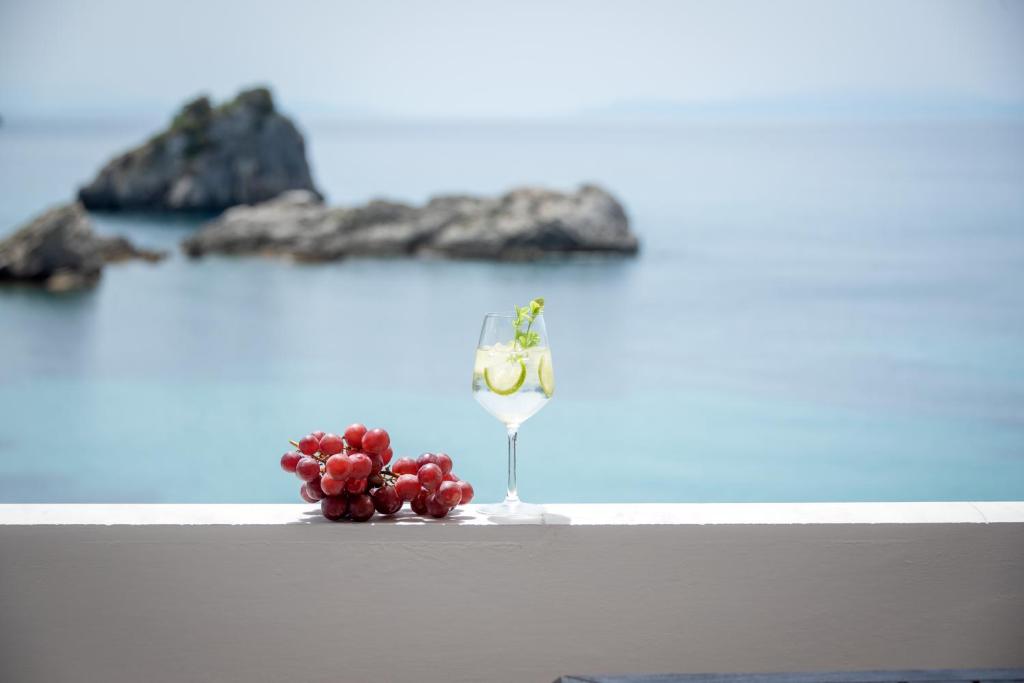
[505,424,520,504]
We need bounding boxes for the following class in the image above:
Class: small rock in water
[96,235,166,263]
[78,87,321,212]
[0,202,167,291]
[182,184,639,261]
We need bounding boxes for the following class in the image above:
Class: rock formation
[0,203,166,291]
[78,87,320,212]
[182,184,638,261]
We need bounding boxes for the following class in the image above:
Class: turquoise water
[1,119,1023,503]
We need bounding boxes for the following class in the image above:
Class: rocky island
[182,184,638,261]
[78,87,320,212]
[9,86,638,276]
[0,203,165,291]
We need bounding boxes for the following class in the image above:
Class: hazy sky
[1,0,1023,118]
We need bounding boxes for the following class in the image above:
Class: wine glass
[471,310,554,521]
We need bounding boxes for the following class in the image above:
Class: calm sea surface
[2,118,1023,503]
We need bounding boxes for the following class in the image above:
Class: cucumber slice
[538,351,555,398]
[484,358,527,395]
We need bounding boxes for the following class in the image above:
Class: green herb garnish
[512,297,544,350]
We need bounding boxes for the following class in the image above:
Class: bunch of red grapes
[279,423,474,522]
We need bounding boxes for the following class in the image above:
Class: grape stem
[287,440,397,485]
[287,441,329,464]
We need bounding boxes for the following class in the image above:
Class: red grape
[443,472,459,482]
[417,463,443,491]
[372,486,402,515]
[321,495,348,521]
[307,476,325,496]
[312,430,326,441]
[345,477,368,494]
[416,453,437,468]
[380,447,393,466]
[456,481,474,505]
[298,434,319,456]
[435,453,453,475]
[395,474,421,501]
[437,480,462,507]
[362,428,390,455]
[368,452,383,475]
[392,458,418,476]
[326,454,352,480]
[320,473,346,496]
[349,453,372,479]
[295,456,321,482]
[299,485,318,503]
[349,494,375,522]
[302,481,325,502]
[280,451,302,473]
[344,423,367,450]
[367,473,384,488]
[411,489,429,515]
[426,494,450,518]
[319,433,344,456]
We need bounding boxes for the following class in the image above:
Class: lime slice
[484,358,527,395]
[538,351,555,398]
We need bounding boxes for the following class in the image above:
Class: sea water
[1,118,1023,503]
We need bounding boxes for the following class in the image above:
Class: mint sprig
[512,297,544,350]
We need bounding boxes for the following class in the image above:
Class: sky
[1,0,1023,119]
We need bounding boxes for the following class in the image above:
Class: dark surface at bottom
[557,669,1024,683]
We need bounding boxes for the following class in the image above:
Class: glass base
[477,499,545,524]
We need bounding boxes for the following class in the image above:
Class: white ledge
[2,501,1022,526]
